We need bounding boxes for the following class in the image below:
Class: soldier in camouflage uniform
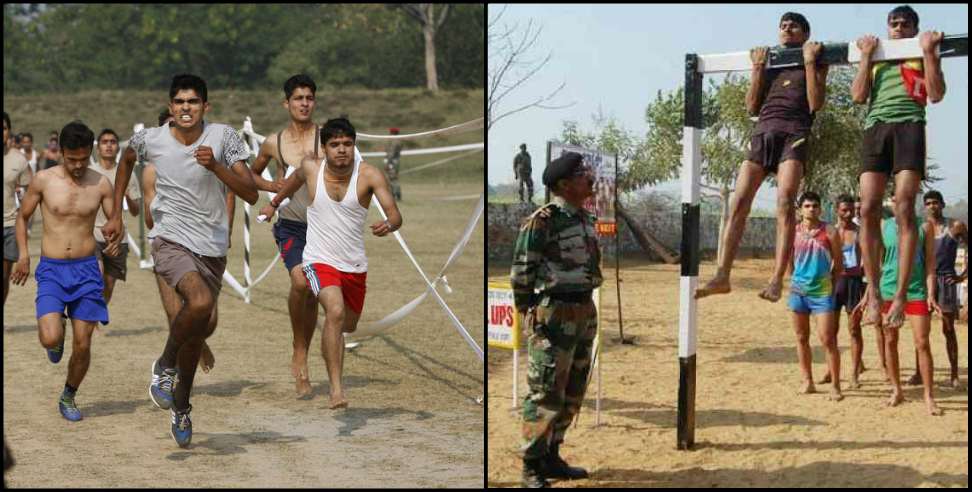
[514,143,533,203]
[511,151,602,488]
[385,127,402,201]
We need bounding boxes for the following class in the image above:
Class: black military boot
[543,443,589,480]
[522,458,550,488]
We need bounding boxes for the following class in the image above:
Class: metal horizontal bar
[697,33,967,74]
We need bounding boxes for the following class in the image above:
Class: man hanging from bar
[512,151,601,488]
[695,12,829,302]
[852,5,947,329]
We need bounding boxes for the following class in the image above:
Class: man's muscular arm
[12,173,44,285]
[366,163,402,237]
[103,146,137,246]
[248,137,283,192]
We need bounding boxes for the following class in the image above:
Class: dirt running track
[487,259,968,488]
[4,182,484,487]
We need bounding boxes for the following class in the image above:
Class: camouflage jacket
[514,151,532,173]
[510,196,603,312]
[386,141,402,164]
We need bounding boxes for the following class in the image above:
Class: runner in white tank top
[303,157,369,272]
[265,118,402,409]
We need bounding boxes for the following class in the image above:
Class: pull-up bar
[677,33,968,451]
[696,33,967,74]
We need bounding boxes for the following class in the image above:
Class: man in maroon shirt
[696,12,829,303]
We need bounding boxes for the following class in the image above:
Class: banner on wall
[547,141,617,236]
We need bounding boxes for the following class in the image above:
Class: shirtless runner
[11,121,114,422]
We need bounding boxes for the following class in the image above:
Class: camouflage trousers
[517,175,533,202]
[520,298,597,460]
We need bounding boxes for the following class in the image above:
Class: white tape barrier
[350,194,485,362]
[360,142,484,158]
[399,149,482,176]
[356,117,484,141]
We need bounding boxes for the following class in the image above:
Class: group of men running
[3,72,403,448]
[691,6,964,415]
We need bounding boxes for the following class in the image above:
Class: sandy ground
[487,258,968,488]
[4,181,484,488]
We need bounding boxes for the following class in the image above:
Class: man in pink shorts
[265,117,402,409]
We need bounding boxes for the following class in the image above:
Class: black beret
[543,151,584,187]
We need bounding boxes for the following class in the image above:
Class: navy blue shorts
[272,218,308,272]
[35,256,109,325]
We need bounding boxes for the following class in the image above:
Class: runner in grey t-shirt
[102,74,258,449]
[128,119,250,257]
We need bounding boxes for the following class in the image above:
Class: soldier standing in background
[511,151,601,488]
[385,127,402,201]
[514,143,533,203]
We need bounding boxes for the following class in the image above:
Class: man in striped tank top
[787,192,844,401]
[266,118,402,409]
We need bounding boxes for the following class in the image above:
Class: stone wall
[487,202,778,264]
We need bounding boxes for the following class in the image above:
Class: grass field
[3,87,484,486]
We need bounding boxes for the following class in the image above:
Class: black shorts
[936,275,960,314]
[746,130,809,175]
[860,121,925,178]
[834,275,865,314]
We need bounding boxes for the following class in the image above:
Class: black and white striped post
[676,33,967,451]
[677,53,703,451]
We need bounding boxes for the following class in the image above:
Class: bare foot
[882,298,906,329]
[886,390,904,407]
[798,380,816,394]
[757,280,782,303]
[905,373,922,386]
[695,275,731,299]
[296,377,312,398]
[848,378,861,390]
[329,393,349,409]
[199,342,215,373]
[925,399,943,416]
[818,373,832,385]
[947,377,963,390]
[828,388,844,401]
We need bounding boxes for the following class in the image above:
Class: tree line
[3,4,483,94]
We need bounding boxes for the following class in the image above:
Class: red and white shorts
[302,263,367,314]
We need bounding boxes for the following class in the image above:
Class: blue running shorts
[788,292,836,315]
[272,218,308,272]
[35,256,109,325]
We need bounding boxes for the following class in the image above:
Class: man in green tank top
[861,196,943,415]
[852,5,947,331]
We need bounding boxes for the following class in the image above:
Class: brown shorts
[860,121,925,178]
[95,241,129,281]
[150,236,226,297]
[747,130,809,175]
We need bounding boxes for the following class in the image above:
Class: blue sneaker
[170,405,193,448]
[150,359,176,410]
[47,338,64,364]
[59,393,83,422]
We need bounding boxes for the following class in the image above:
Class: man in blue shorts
[249,74,324,397]
[11,121,115,422]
